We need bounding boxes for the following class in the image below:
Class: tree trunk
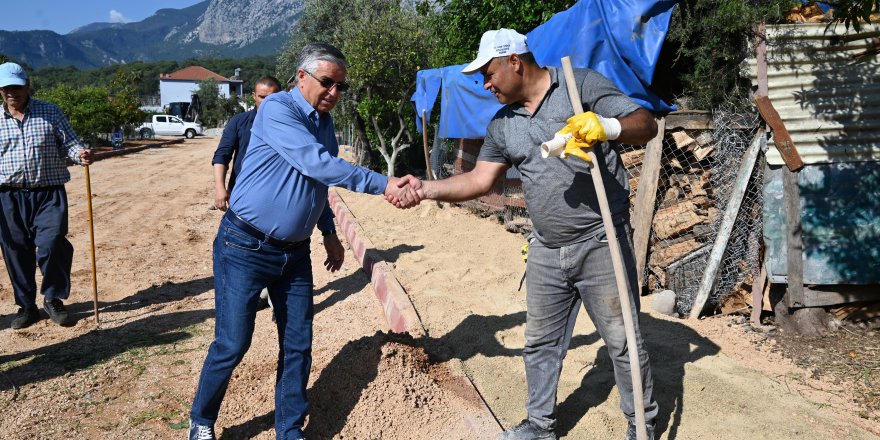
[353,114,372,169]
[770,284,832,336]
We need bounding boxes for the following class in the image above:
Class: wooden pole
[631,118,665,290]
[751,266,768,326]
[560,57,647,440]
[421,109,433,180]
[84,165,100,326]
[689,130,766,319]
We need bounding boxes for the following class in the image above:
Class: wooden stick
[754,96,803,171]
[751,266,768,326]
[632,118,665,290]
[84,165,99,326]
[421,109,433,180]
[560,57,647,440]
[689,130,766,319]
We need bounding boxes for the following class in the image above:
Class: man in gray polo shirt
[390,29,659,440]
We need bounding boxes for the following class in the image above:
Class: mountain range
[0,0,303,70]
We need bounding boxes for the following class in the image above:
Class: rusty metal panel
[745,23,880,165]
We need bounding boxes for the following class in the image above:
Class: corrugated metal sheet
[745,23,880,165]
[763,162,880,285]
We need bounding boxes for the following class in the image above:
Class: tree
[278,0,374,168]
[28,57,277,99]
[108,70,146,132]
[420,0,570,67]
[346,3,432,177]
[664,0,796,110]
[33,71,145,145]
[281,0,433,176]
[829,0,879,31]
[35,85,117,145]
[196,78,240,128]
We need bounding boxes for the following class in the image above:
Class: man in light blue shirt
[189,43,414,440]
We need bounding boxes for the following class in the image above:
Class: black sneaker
[11,306,40,329]
[498,419,556,440]
[188,420,216,440]
[43,298,70,325]
[625,421,656,440]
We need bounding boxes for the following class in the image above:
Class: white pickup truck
[137,115,203,139]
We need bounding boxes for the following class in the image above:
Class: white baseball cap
[0,62,28,88]
[461,28,529,74]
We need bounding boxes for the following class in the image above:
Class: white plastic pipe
[540,132,572,158]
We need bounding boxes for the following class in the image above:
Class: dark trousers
[0,186,73,309]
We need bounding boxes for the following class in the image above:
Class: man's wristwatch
[321,229,337,237]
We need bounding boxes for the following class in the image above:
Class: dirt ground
[0,136,878,439]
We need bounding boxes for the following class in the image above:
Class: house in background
[158,66,243,109]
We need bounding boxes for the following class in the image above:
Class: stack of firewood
[639,128,720,289]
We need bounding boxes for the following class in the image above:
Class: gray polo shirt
[477,67,641,248]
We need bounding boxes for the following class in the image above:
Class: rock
[651,289,677,316]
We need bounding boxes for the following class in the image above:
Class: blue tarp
[413,0,677,139]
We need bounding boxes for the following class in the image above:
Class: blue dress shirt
[211,109,256,192]
[229,88,388,242]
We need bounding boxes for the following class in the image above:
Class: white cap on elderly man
[461,28,529,74]
[0,63,28,88]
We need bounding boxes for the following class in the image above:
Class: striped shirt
[0,98,85,188]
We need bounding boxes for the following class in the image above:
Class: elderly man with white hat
[0,62,92,329]
[388,29,660,440]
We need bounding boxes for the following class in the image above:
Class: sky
[1,1,206,34]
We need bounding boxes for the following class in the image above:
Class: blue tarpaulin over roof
[412,0,677,139]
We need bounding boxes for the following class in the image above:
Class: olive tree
[196,78,240,128]
[419,0,570,67]
[280,0,432,176]
[34,79,143,146]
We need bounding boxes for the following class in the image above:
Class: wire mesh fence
[431,109,764,316]
[431,137,530,232]
[641,110,763,315]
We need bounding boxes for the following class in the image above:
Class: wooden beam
[754,95,805,172]
[665,112,713,130]
[421,109,434,180]
[689,130,766,319]
[632,118,666,289]
[800,285,880,308]
[783,167,805,308]
[751,266,768,326]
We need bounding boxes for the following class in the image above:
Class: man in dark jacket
[211,76,282,211]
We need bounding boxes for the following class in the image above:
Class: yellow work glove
[559,111,608,162]
[566,111,609,143]
[542,111,621,163]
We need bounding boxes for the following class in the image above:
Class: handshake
[384,175,427,209]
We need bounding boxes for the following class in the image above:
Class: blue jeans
[523,224,658,430]
[0,186,73,308]
[191,217,313,439]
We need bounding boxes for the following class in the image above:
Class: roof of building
[160,66,241,82]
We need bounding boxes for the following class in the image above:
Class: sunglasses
[303,70,350,93]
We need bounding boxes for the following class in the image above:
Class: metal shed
[746,23,880,307]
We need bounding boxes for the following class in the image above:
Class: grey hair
[297,42,348,75]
